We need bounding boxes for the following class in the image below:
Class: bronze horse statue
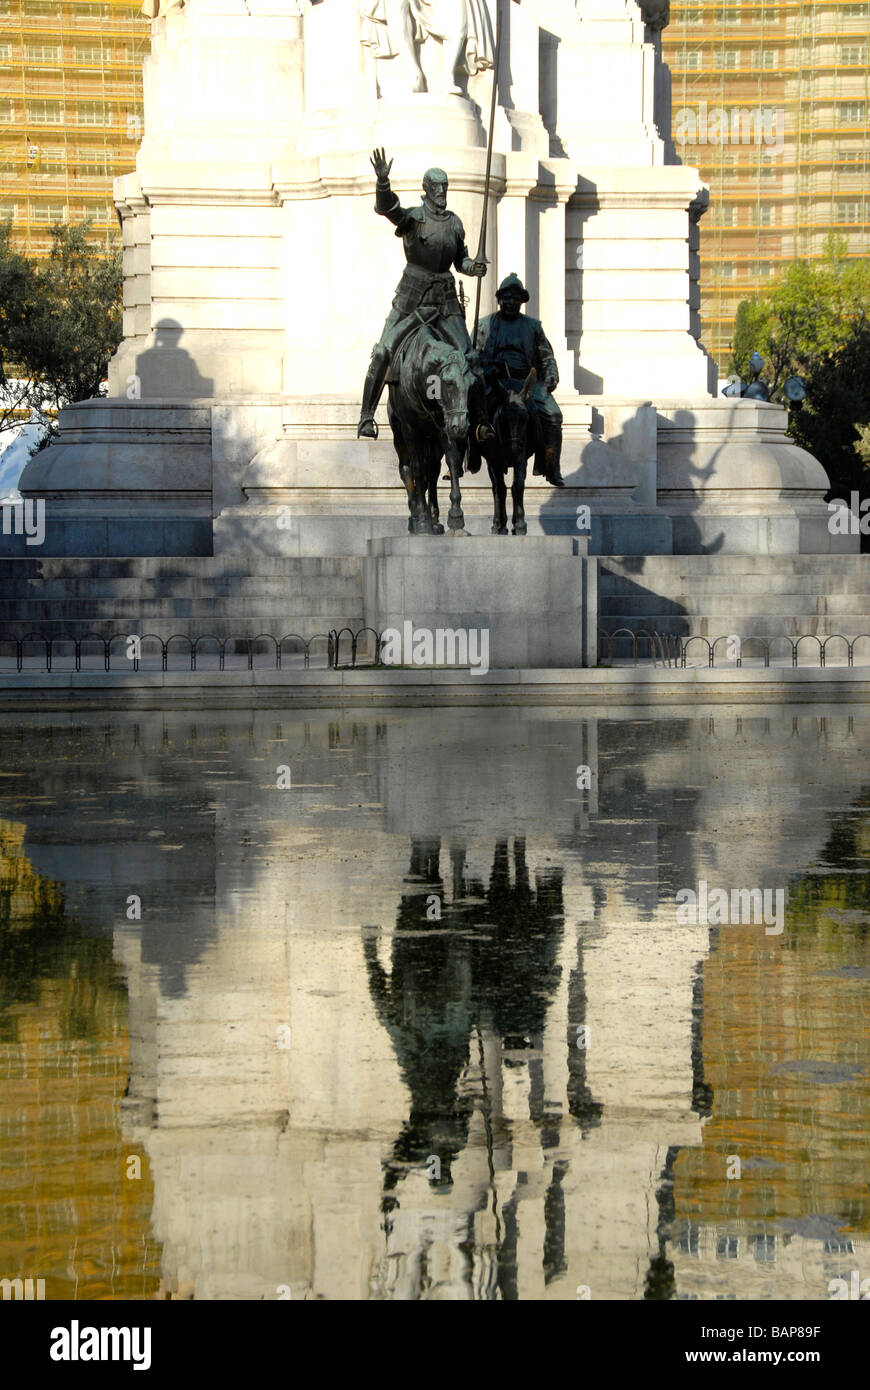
[387,315,476,535]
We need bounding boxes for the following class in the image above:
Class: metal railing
[0,628,383,673]
[598,629,870,669]
[3,627,869,675]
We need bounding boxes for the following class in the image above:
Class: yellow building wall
[1,2,868,371]
[664,0,870,364]
[0,0,147,257]
[0,820,162,1300]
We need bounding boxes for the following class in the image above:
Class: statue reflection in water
[363,836,602,1298]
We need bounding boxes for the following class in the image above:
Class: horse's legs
[512,455,528,536]
[389,394,416,534]
[428,451,444,534]
[444,441,465,532]
[487,460,508,534]
[399,461,416,534]
[408,447,435,534]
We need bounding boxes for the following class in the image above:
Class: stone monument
[12,0,859,675]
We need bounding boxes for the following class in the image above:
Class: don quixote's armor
[357,152,488,440]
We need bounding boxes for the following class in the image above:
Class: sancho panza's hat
[495,272,530,303]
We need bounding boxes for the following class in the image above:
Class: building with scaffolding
[1,1,868,370]
[0,0,146,257]
[663,0,870,366]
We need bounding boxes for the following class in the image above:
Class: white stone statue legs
[359,0,494,97]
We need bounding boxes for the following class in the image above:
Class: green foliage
[731,238,870,529]
[855,424,870,467]
[23,220,123,416]
[789,322,870,502]
[730,235,870,395]
[0,219,122,443]
[0,219,40,433]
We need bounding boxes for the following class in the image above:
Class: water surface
[1,706,868,1300]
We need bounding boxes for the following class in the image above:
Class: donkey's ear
[521,368,537,402]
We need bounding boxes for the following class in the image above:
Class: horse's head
[499,369,537,456]
[429,343,477,442]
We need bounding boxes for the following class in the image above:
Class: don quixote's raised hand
[370,148,393,182]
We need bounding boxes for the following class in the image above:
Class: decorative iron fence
[0,628,382,673]
[598,629,870,669]
[2,627,868,674]
[331,627,382,669]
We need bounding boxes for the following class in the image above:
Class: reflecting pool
[1,706,868,1300]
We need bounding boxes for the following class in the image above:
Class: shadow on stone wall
[134,319,214,399]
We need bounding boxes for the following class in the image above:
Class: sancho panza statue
[477,272,565,486]
[357,148,486,440]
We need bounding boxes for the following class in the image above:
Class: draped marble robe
[359,0,495,95]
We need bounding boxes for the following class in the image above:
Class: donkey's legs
[487,461,508,534]
[511,456,528,536]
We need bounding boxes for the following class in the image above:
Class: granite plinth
[362,534,597,670]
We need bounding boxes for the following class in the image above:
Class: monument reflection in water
[0,708,869,1301]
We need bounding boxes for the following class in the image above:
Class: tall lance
[471,1,503,351]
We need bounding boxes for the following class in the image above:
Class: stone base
[0,510,212,559]
[362,535,597,670]
[656,400,859,556]
[14,399,215,557]
[212,395,853,560]
[15,395,857,562]
[213,488,673,558]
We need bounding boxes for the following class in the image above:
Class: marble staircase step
[600,572,870,597]
[601,593,870,617]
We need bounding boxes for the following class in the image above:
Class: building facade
[1,2,868,370]
[0,0,146,256]
[663,0,870,364]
